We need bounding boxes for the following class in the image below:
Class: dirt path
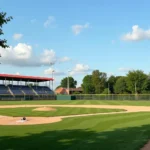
[1,104,150,149]
[1,104,150,126]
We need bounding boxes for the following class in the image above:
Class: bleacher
[0,85,11,95]
[21,85,35,95]
[32,86,53,95]
[8,85,23,95]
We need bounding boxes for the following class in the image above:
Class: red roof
[0,74,53,82]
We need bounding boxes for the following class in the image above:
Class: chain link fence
[1,94,150,101]
[72,94,150,100]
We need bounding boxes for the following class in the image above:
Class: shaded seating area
[0,85,11,95]
[8,85,23,95]
[0,74,54,98]
[21,86,35,95]
[32,86,53,95]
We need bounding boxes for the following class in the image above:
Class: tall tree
[82,75,95,94]
[0,11,12,48]
[102,88,111,94]
[92,70,107,94]
[114,77,128,94]
[126,70,148,94]
[107,75,116,93]
[60,77,77,88]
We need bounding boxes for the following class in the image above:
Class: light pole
[50,62,55,91]
[67,70,71,95]
[135,81,137,94]
[52,70,55,91]
[108,83,110,94]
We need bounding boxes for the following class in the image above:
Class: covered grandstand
[0,74,55,100]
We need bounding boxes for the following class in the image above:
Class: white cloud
[44,68,65,76]
[70,64,91,75]
[58,57,71,63]
[72,23,90,35]
[107,72,114,77]
[0,43,71,67]
[118,67,132,72]
[13,34,23,40]
[15,72,20,75]
[44,16,55,28]
[122,25,150,41]
[40,49,57,65]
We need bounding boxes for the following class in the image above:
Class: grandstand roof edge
[0,74,53,82]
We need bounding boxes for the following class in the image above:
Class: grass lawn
[1,112,150,150]
[0,107,124,117]
[1,100,150,106]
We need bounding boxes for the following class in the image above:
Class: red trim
[0,74,53,82]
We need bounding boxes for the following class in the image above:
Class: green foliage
[92,70,107,94]
[126,70,148,94]
[107,75,117,93]
[82,75,95,94]
[60,77,77,88]
[0,11,12,48]
[72,91,81,94]
[114,77,128,94]
[102,88,111,94]
[55,85,61,90]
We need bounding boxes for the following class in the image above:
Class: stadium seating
[0,84,11,95]
[32,86,54,95]
[8,85,35,95]
[0,84,53,96]
[8,85,23,95]
[21,85,35,95]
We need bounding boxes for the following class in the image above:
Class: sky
[1,0,150,88]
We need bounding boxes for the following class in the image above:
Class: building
[55,87,83,95]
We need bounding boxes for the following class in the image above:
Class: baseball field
[1,100,150,150]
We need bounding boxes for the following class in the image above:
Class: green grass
[1,100,150,150]
[1,112,150,150]
[2,100,150,106]
[0,107,124,117]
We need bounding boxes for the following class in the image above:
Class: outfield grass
[1,112,150,150]
[1,100,150,106]
[1,100,150,150]
[0,107,124,117]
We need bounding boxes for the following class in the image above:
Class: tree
[107,75,117,93]
[126,70,148,94]
[55,85,61,90]
[60,77,77,88]
[102,88,111,94]
[114,77,128,94]
[92,70,107,94]
[82,75,95,94]
[0,11,12,48]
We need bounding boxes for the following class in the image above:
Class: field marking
[0,104,150,125]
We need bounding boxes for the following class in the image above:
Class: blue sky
[1,0,150,88]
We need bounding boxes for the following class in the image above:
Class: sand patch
[32,107,56,112]
[1,104,150,125]
[0,116,62,125]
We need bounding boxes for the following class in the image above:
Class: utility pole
[67,70,71,95]
[52,70,55,91]
[135,82,137,94]
[50,62,55,91]
[108,83,109,94]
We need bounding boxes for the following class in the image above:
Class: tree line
[58,70,150,94]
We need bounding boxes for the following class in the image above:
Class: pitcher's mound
[33,107,56,111]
